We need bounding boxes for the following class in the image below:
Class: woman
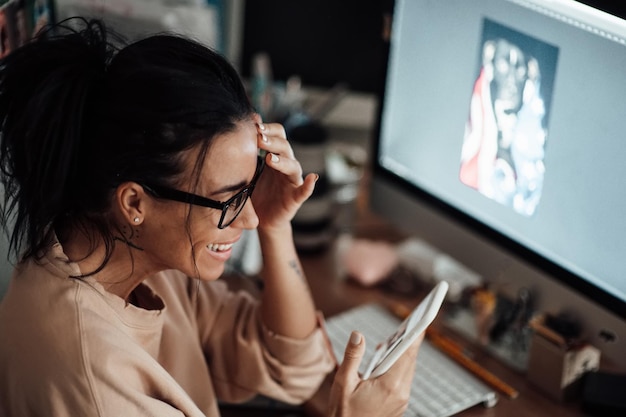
[0,18,421,416]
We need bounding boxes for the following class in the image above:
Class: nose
[232,199,259,230]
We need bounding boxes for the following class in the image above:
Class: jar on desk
[288,121,336,252]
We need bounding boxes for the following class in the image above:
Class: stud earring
[133,217,140,223]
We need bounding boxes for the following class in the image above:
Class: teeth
[207,243,233,252]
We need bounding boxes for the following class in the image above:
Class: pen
[426,327,519,399]
[386,302,519,399]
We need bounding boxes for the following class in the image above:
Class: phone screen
[362,281,448,379]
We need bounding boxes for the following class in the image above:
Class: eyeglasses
[141,155,265,229]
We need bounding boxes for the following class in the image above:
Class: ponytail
[0,17,254,272]
[0,18,122,261]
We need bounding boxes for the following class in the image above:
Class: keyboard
[325,303,498,417]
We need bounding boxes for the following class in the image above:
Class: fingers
[257,122,307,187]
[329,332,420,417]
[334,331,366,392]
[379,333,422,388]
[262,151,306,188]
[296,172,318,202]
[257,122,294,158]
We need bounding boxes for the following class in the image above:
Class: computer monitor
[370,0,626,371]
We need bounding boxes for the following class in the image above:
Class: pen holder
[526,330,600,401]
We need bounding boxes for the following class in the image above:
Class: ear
[115,182,147,226]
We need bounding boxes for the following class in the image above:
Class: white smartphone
[362,280,449,379]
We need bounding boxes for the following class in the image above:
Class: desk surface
[221,207,586,417]
[297,208,586,417]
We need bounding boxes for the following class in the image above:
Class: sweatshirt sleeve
[193,280,336,404]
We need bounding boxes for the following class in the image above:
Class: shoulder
[0,262,105,412]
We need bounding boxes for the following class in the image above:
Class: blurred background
[0,0,391,289]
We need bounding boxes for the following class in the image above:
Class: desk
[297,208,586,417]
[220,207,586,417]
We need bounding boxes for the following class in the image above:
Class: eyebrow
[207,167,258,197]
[210,180,249,197]
[205,154,262,197]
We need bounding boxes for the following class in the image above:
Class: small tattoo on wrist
[288,259,303,278]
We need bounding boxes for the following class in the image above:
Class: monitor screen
[370,0,626,370]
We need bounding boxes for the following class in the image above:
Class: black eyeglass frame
[141,155,265,229]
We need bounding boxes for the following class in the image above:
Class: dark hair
[0,17,255,273]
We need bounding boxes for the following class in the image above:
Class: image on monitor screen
[460,19,558,217]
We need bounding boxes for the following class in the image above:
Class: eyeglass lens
[220,189,251,228]
[213,154,266,228]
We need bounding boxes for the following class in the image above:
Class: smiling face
[136,119,260,281]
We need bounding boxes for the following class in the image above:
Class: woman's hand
[328,331,422,417]
[252,120,317,230]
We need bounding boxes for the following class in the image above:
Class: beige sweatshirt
[0,241,335,416]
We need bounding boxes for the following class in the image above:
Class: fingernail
[350,331,361,345]
[271,153,279,163]
[262,133,268,143]
[258,123,266,131]
[314,173,320,182]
